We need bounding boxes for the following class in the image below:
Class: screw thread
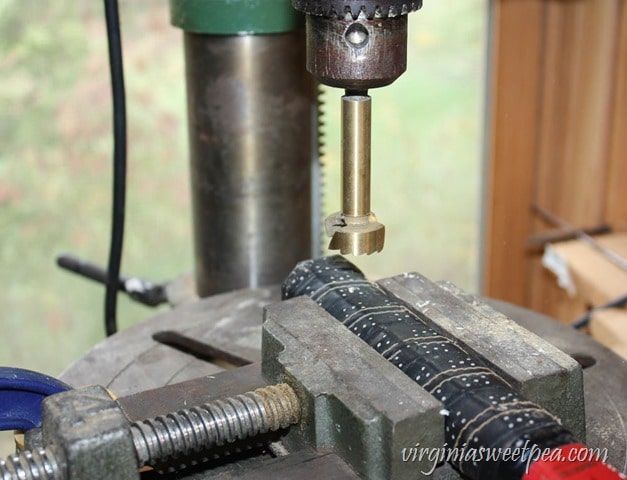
[0,448,62,480]
[131,383,300,467]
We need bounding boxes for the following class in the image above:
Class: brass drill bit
[343,95,371,217]
[325,94,384,255]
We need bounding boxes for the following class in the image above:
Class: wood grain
[484,0,545,306]
[605,2,627,231]
[485,0,627,322]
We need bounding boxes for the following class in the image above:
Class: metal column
[171,0,318,296]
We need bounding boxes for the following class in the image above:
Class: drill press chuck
[291,0,422,19]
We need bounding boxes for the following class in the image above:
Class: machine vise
[3,258,623,479]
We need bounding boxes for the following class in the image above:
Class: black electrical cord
[103,0,127,336]
[571,293,627,329]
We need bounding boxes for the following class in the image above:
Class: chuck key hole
[345,23,369,49]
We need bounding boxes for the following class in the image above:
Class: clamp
[0,367,71,431]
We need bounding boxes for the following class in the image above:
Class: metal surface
[199,450,360,479]
[117,364,266,423]
[296,0,419,259]
[0,448,61,480]
[379,276,586,441]
[342,96,371,217]
[7,381,302,479]
[117,365,359,479]
[42,385,137,480]
[56,254,168,307]
[5,382,301,480]
[312,85,325,258]
[488,299,627,475]
[185,31,317,297]
[292,0,422,18]
[59,283,627,478]
[60,286,274,397]
[326,96,384,255]
[305,15,408,90]
[263,296,443,479]
[131,383,301,468]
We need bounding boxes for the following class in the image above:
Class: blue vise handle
[0,367,72,431]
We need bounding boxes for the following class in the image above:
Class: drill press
[292,0,422,255]
[2,1,626,479]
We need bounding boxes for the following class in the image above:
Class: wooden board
[606,3,627,231]
[484,0,544,306]
[546,233,627,307]
[542,232,627,354]
[484,0,627,324]
[590,309,627,361]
